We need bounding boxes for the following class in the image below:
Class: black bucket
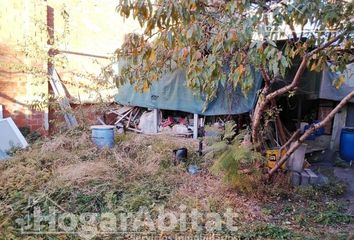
[173,147,188,164]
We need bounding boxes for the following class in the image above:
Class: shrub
[207,121,264,192]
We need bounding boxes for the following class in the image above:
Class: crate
[266,148,287,170]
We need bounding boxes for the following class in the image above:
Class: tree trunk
[251,33,349,148]
[251,57,308,147]
[251,96,266,146]
[252,65,272,146]
[268,90,354,177]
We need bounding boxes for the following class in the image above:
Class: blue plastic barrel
[91,125,115,149]
[340,127,354,162]
[312,120,325,136]
[304,125,317,140]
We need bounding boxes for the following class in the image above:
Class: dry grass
[0,127,266,238]
[55,161,115,184]
[0,127,351,239]
[173,172,265,220]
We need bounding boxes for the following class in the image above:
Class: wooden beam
[48,67,78,128]
[126,109,133,128]
[57,49,109,59]
[193,113,198,139]
[114,108,133,124]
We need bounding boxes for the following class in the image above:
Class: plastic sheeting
[115,69,262,116]
[319,63,354,103]
[0,150,8,160]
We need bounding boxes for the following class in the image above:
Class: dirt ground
[334,167,354,215]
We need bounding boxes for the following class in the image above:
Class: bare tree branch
[269,90,354,176]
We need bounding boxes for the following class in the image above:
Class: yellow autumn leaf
[238,64,245,74]
[133,5,139,17]
[310,62,317,71]
[236,64,245,82]
[149,49,156,62]
[333,75,345,89]
[344,40,352,49]
[190,3,197,11]
[143,81,150,92]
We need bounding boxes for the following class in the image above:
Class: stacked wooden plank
[102,106,197,137]
[107,107,142,133]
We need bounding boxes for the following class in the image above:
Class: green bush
[207,121,264,191]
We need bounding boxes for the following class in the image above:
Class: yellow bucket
[266,148,287,170]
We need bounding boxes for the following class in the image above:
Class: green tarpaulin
[115,68,262,116]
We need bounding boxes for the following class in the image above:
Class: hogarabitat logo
[15,195,240,239]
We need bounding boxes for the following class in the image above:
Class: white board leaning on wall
[0,117,28,152]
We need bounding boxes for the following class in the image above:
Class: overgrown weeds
[205,121,265,194]
[0,126,352,239]
[0,127,264,238]
[242,223,296,239]
[294,181,347,201]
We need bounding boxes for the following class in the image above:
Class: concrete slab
[300,171,310,186]
[290,172,301,186]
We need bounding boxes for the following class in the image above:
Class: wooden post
[153,109,159,134]
[330,105,347,150]
[296,96,302,129]
[44,111,49,131]
[193,113,198,139]
[49,67,78,128]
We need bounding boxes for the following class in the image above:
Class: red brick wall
[71,103,103,125]
[48,103,104,134]
[0,43,48,134]
[0,47,111,136]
